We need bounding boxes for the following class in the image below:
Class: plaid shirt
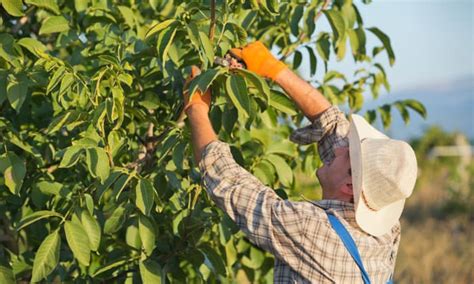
[199,106,400,283]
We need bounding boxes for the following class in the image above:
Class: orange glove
[183,66,211,113]
[230,41,287,81]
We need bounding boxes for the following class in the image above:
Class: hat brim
[348,115,404,237]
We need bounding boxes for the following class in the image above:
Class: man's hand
[183,66,211,113]
[183,66,217,164]
[230,41,287,81]
[232,42,331,122]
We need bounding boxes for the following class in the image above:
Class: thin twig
[130,0,218,171]
[209,0,217,41]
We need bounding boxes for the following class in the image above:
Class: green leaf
[31,230,60,282]
[341,2,357,29]
[348,90,364,112]
[156,26,177,64]
[0,34,18,65]
[305,46,317,76]
[348,27,366,58]
[80,210,101,251]
[198,31,214,66]
[225,74,250,118]
[186,22,201,54]
[36,180,68,197]
[1,0,24,16]
[39,16,70,35]
[46,66,65,94]
[172,141,186,171]
[293,50,302,69]
[145,19,176,39]
[265,154,293,187]
[253,159,275,185]
[0,266,15,284]
[17,38,47,56]
[107,130,124,157]
[84,193,94,214]
[7,76,28,113]
[266,140,297,156]
[200,244,226,276]
[324,10,346,46]
[104,206,126,234]
[242,246,265,269]
[224,241,237,266]
[59,73,74,95]
[17,210,63,231]
[139,259,162,284]
[268,90,297,115]
[4,152,26,195]
[135,179,155,216]
[25,0,60,15]
[85,147,110,183]
[117,5,135,28]
[316,33,330,62]
[139,215,156,256]
[222,106,237,135]
[73,0,88,12]
[367,27,395,66]
[394,101,410,124]
[64,221,91,266]
[236,68,270,104]
[403,99,427,118]
[378,104,392,129]
[188,68,223,98]
[305,8,316,38]
[59,145,83,168]
[0,71,7,104]
[290,4,304,36]
[365,110,377,124]
[92,258,129,277]
[113,173,134,201]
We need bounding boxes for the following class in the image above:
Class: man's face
[316,147,353,199]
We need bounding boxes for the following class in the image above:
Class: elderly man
[183,42,417,283]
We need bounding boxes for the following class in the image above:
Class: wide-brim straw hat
[348,115,418,236]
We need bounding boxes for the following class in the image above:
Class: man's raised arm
[231,41,331,122]
[231,41,349,163]
[274,68,331,122]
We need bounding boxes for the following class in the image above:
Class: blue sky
[305,0,474,92]
[350,0,473,92]
[296,0,473,139]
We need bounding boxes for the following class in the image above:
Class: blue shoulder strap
[326,211,372,284]
[325,211,394,284]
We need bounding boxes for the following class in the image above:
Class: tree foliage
[0,0,425,282]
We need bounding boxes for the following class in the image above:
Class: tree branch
[209,0,217,41]
[128,0,219,171]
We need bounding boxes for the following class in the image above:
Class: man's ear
[340,183,353,196]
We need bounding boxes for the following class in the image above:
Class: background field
[293,126,474,283]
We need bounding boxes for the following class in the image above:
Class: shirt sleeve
[389,222,401,275]
[289,105,350,164]
[199,140,309,267]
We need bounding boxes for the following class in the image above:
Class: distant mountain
[359,76,474,140]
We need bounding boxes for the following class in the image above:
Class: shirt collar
[303,198,357,226]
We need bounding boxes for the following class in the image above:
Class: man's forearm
[186,105,217,164]
[274,68,331,122]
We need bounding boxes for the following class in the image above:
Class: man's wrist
[185,103,210,116]
[274,67,291,85]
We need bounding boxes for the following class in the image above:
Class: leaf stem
[209,0,217,41]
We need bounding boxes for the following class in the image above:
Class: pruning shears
[213,51,247,69]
